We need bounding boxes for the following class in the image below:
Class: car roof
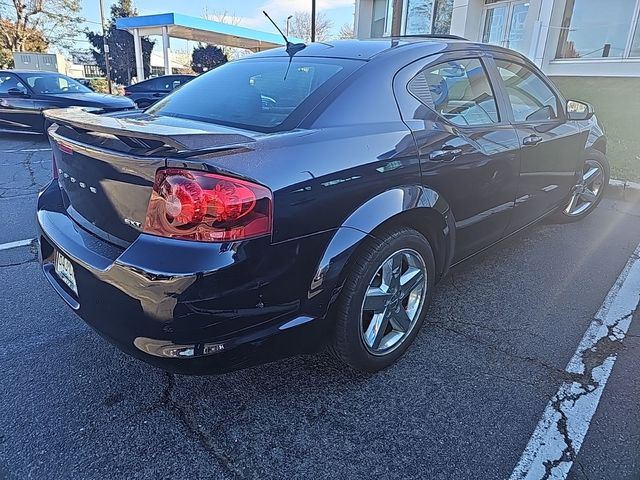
[1,70,67,74]
[248,37,470,60]
[246,37,528,63]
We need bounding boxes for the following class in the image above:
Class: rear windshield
[146,57,360,132]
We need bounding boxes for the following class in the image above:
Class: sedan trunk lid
[45,108,261,246]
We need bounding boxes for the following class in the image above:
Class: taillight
[52,153,58,179]
[143,168,272,242]
[57,142,73,155]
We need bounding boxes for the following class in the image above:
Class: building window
[371,0,392,37]
[83,65,101,78]
[404,0,454,35]
[556,0,640,59]
[631,15,640,57]
[150,66,165,77]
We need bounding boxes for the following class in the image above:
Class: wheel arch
[590,135,607,156]
[303,185,455,319]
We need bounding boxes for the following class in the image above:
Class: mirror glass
[567,100,593,120]
[567,100,588,114]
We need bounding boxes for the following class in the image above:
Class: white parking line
[0,148,52,153]
[510,243,640,480]
[0,238,34,250]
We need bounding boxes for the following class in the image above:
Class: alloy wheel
[360,248,428,355]
[564,159,605,217]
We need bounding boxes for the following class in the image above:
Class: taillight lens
[143,168,272,242]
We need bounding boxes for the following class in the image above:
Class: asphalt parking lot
[1,133,639,480]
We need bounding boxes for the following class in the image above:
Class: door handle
[523,134,543,146]
[429,147,463,162]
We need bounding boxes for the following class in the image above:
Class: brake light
[143,168,272,242]
[57,142,73,155]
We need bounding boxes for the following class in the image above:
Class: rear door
[395,52,521,261]
[489,55,587,231]
[0,73,37,132]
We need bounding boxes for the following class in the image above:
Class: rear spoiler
[44,108,258,154]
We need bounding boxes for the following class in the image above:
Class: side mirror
[7,87,29,97]
[567,100,594,121]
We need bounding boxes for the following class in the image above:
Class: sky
[78,0,356,53]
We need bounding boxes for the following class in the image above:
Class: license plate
[54,251,77,295]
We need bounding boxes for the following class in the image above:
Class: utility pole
[99,0,113,94]
[286,15,292,37]
[311,0,316,42]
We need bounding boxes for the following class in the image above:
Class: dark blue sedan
[37,38,608,374]
[124,74,195,109]
[0,70,134,134]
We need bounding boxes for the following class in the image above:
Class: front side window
[408,58,499,126]
[556,0,638,59]
[21,73,91,94]
[148,58,358,132]
[495,60,560,122]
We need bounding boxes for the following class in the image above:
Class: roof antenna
[263,11,306,80]
[263,11,306,55]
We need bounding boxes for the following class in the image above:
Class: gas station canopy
[115,13,296,81]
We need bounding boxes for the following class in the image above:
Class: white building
[12,51,100,79]
[355,0,640,77]
[12,52,66,73]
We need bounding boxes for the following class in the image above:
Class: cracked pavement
[1,134,640,479]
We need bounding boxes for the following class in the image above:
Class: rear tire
[329,227,435,372]
[552,150,609,223]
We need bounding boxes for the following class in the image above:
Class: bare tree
[0,0,83,52]
[288,11,333,43]
[338,23,354,39]
[202,8,242,26]
[201,8,248,59]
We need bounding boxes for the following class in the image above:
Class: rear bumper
[37,181,333,374]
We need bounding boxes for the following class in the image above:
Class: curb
[606,179,640,202]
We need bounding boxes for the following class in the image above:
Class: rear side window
[408,58,499,127]
[147,58,358,132]
[495,60,560,122]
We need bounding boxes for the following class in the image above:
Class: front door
[490,56,587,232]
[0,73,36,133]
[481,1,531,54]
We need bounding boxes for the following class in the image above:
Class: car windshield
[147,57,360,132]
[20,72,92,94]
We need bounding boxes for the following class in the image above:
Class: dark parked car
[72,77,94,89]
[0,70,134,134]
[124,74,195,108]
[37,37,608,374]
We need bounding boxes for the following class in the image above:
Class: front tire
[330,227,435,372]
[553,150,609,223]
